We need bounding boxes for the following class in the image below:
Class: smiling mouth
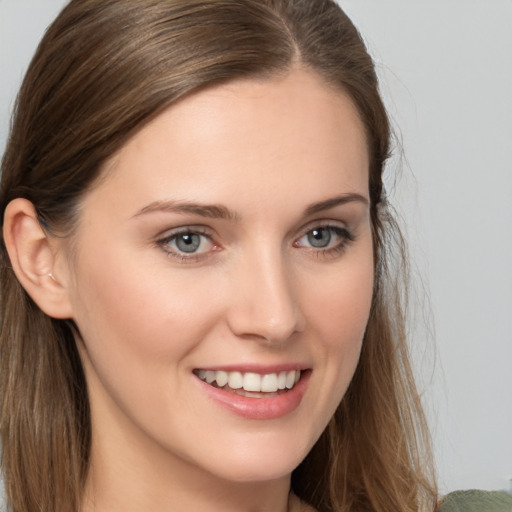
[194,369,301,398]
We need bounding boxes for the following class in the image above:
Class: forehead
[92,69,370,215]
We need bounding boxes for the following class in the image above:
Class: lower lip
[197,371,311,420]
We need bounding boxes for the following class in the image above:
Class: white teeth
[243,372,261,392]
[261,373,278,392]
[277,371,287,390]
[228,371,243,390]
[197,369,302,393]
[216,370,228,387]
[285,371,296,389]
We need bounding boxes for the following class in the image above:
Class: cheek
[307,254,374,347]
[69,245,220,380]
[293,251,373,444]
[68,250,225,439]
[305,246,374,390]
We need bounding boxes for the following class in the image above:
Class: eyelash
[156,224,355,262]
[157,227,217,262]
[293,224,355,258]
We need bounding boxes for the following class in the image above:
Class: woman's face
[60,69,374,484]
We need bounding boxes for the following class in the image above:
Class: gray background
[1,0,511,497]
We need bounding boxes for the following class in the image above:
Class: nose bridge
[227,243,303,344]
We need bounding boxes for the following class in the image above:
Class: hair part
[0,1,437,511]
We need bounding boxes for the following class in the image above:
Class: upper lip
[194,364,311,374]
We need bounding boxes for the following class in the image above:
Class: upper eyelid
[295,225,352,243]
[155,226,216,250]
[293,219,349,238]
[154,220,350,242]
[156,228,218,261]
[156,225,215,240]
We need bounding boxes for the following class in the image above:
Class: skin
[52,69,374,511]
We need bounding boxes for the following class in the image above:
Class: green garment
[440,490,512,511]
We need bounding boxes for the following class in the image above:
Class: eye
[157,228,218,259]
[306,227,334,248]
[294,224,354,252]
[174,232,203,253]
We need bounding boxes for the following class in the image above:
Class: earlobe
[3,198,74,319]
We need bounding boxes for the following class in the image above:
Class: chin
[194,432,313,484]
[209,458,299,484]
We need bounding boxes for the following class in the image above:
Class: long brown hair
[0,1,437,511]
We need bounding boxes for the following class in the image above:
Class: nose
[226,249,305,345]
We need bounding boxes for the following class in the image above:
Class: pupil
[176,233,200,253]
[308,228,331,248]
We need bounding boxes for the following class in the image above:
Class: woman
[1,1,510,511]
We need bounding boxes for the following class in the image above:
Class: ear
[3,198,74,319]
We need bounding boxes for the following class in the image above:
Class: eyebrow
[133,193,368,221]
[133,199,240,221]
[305,193,369,215]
